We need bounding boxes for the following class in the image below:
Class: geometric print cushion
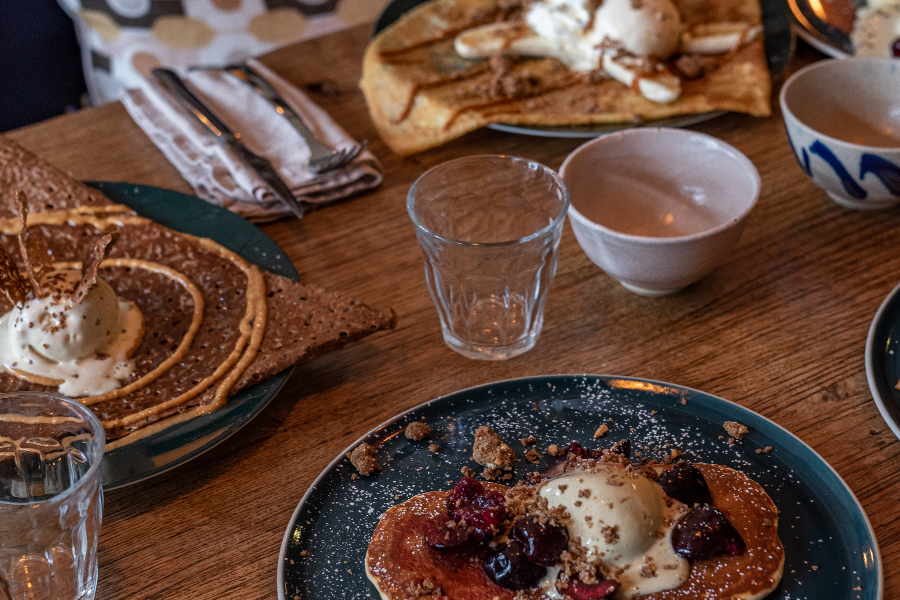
[57,0,390,104]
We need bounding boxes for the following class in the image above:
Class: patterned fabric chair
[0,0,391,131]
[59,0,392,104]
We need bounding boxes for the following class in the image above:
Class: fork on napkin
[120,58,382,222]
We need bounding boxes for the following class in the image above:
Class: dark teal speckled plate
[86,182,298,490]
[866,283,900,441]
[278,375,882,600]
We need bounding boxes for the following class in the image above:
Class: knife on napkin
[151,67,305,220]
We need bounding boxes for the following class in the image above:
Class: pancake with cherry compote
[365,446,783,599]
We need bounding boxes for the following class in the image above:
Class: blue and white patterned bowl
[780,58,900,210]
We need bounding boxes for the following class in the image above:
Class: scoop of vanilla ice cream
[540,466,688,597]
[526,0,602,70]
[592,0,683,57]
[526,0,683,70]
[9,270,121,362]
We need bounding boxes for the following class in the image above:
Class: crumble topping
[348,443,380,476]
[472,425,517,471]
[406,577,444,597]
[724,421,749,440]
[405,421,432,441]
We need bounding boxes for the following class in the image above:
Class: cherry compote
[482,539,547,590]
[657,461,713,506]
[511,515,568,566]
[425,477,506,553]
[671,505,746,561]
[558,579,621,600]
[446,476,506,533]
[423,516,486,553]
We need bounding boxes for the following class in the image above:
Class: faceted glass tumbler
[408,155,570,360]
[0,392,105,600]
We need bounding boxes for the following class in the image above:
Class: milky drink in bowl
[0,392,104,600]
[561,128,760,296]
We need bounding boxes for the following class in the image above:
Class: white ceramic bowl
[560,128,760,296]
[780,58,900,210]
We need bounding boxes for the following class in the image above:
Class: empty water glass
[0,392,104,600]
[408,155,570,360]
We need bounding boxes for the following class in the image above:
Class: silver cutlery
[151,67,305,220]
[223,63,366,174]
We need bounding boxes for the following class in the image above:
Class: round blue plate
[278,374,882,600]
[373,0,794,138]
[87,182,298,490]
[866,282,900,440]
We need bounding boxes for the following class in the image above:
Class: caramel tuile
[15,191,41,298]
[74,232,117,304]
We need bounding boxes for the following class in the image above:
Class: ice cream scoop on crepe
[360,0,772,155]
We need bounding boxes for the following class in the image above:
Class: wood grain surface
[7,24,898,600]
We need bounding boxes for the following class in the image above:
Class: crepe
[0,136,397,445]
[360,0,772,155]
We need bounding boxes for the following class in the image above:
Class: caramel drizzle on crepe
[444,74,582,129]
[0,206,267,442]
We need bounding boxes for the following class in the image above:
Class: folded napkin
[120,58,382,222]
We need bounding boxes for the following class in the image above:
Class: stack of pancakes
[0,136,396,446]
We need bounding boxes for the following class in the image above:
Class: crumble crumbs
[600,524,620,544]
[348,443,380,476]
[472,425,517,471]
[483,466,502,480]
[428,443,440,453]
[594,424,609,438]
[407,577,444,597]
[520,436,537,446]
[405,422,431,441]
[724,421,749,440]
[640,557,657,578]
[525,448,541,463]
[756,446,773,454]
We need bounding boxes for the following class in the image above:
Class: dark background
[0,0,88,131]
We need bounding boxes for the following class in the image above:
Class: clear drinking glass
[0,392,105,600]
[408,155,570,360]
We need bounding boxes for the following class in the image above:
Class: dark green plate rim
[86,181,298,490]
[866,282,900,439]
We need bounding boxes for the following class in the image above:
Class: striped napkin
[120,58,382,222]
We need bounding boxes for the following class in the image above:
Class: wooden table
[6,24,897,600]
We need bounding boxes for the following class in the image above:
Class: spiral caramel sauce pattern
[0,205,268,447]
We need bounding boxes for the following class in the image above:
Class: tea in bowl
[560,128,760,296]
[780,57,900,210]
